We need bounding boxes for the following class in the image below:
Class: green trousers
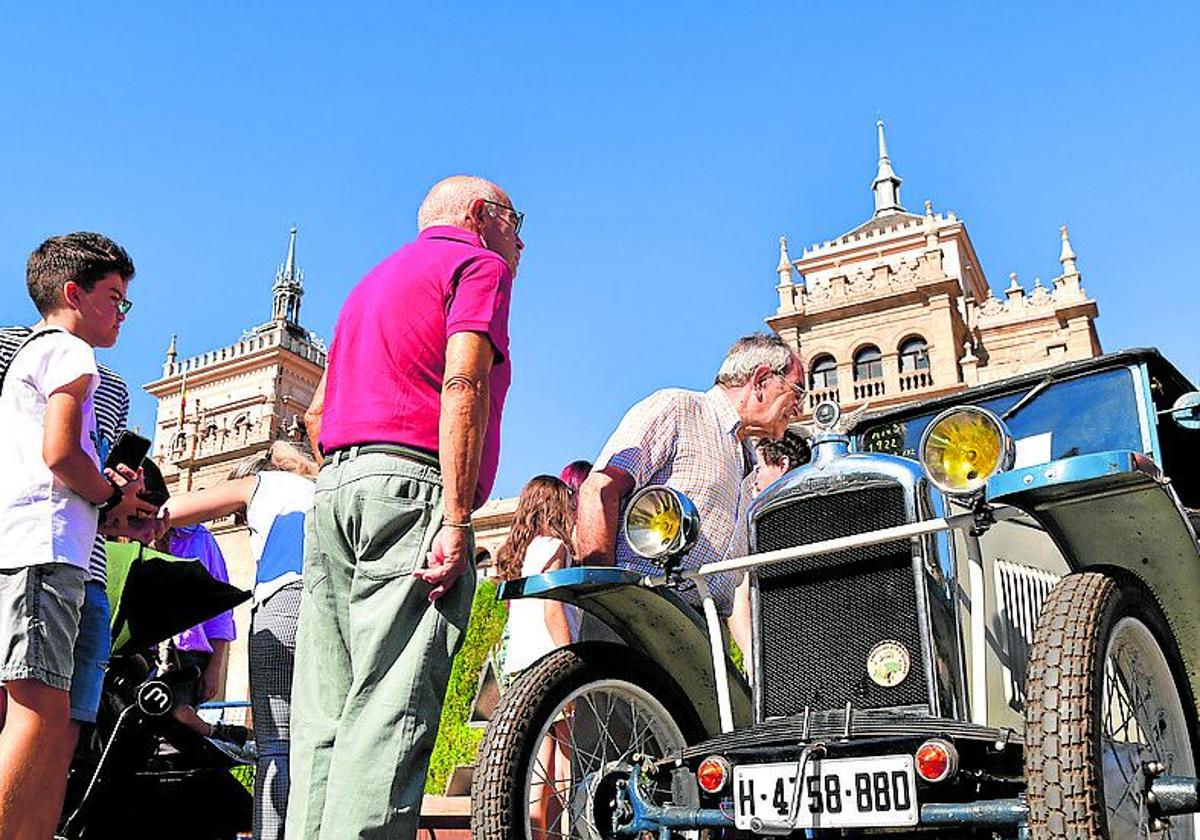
[285,449,476,840]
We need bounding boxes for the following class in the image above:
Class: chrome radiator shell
[747,443,968,723]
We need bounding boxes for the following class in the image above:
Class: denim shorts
[0,563,87,692]
[70,580,111,722]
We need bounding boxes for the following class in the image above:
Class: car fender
[989,449,1200,717]
[499,566,753,736]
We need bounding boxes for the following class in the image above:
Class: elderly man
[287,175,522,840]
[576,333,804,626]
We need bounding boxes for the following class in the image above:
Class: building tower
[769,122,1102,417]
[272,227,304,324]
[142,228,327,700]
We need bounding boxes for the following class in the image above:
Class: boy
[0,232,157,840]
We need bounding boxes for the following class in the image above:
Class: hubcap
[1102,617,1198,839]
[523,679,688,840]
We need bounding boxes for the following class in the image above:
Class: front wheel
[472,642,702,840]
[1025,572,1199,840]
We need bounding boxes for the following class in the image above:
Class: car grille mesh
[753,485,928,716]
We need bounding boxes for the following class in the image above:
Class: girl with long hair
[497,474,579,840]
[497,475,578,672]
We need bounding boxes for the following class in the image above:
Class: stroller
[58,541,254,840]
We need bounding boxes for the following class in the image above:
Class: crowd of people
[0,174,811,840]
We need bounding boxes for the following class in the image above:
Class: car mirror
[1168,392,1200,431]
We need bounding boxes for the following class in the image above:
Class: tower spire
[1059,224,1079,276]
[272,226,304,325]
[776,235,793,281]
[872,120,904,218]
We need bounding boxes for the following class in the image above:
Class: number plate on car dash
[733,754,918,830]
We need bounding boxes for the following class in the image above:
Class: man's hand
[100,509,171,544]
[414,525,471,602]
[104,464,159,520]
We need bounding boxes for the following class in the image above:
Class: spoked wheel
[472,642,701,840]
[1026,572,1200,839]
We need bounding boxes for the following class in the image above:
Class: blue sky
[0,4,1196,498]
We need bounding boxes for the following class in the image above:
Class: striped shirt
[0,326,130,584]
[595,386,757,616]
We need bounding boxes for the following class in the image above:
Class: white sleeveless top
[501,536,581,676]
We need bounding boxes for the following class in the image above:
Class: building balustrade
[899,370,933,392]
[807,386,839,408]
[853,378,886,400]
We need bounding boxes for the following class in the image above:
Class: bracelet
[443,520,473,530]
[97,484,124,522]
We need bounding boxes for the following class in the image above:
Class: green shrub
[425,578,508,794]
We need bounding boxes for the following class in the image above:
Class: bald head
[417,175,509,231]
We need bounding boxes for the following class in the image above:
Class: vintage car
[472,348,1200,840]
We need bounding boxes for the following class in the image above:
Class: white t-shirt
[501,535,581,677]
[247,470,315,606]
[0,329,99,571]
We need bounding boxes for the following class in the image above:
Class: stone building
[144,228,326,700]
[770,122,1100,417]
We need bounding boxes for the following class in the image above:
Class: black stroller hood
[105,541,250,654]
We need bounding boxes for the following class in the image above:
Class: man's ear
[62,280,83,310]
[751,364,772,392]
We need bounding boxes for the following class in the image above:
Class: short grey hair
[714,333,795,387]
[417,175,507,230]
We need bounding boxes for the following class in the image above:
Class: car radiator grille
[753,485,927,717]
[994,559,1060,709]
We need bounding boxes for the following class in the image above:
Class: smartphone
[104,430,152,471]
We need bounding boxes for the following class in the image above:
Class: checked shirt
[596,385,757,616]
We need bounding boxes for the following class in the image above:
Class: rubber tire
[1025,572,1199,839]
[471,641,703,840]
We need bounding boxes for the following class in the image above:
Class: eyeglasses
[776,373,805,399]
[116,298,133,315]
[482,199,525,235]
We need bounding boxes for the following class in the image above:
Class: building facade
[770,122,1101,417]
[144,228,325,699]
[143,127,1105,698]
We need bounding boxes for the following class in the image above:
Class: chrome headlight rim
[622,485,701,561]
[917,405,1015,498]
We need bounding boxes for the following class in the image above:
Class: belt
[322,443,440,470]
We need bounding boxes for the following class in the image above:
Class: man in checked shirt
[575,333,805,655]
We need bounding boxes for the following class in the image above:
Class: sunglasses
[482,199,525,235]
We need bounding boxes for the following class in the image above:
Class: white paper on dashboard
[1013,432,1053,469]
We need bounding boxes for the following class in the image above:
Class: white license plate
[733,754,918,830]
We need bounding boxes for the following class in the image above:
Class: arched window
[810,355,838,389]
[899,336,930,372]
[171,432,187,455]
[853,345,883,381]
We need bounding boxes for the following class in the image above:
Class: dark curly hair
[756,430,810,470]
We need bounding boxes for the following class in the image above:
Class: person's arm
[541,543,574,646]
[728,573,753,683]
[574,466,634,566]
[200,639,229,702]
[304,370,327,457]
[44,375,156,520]
[163,477,256,527]
[414,331,493,600]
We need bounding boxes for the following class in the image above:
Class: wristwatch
[97,484,124,522]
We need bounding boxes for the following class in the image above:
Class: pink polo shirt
[320,226,513,508]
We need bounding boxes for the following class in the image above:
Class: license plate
[733,754,918,830]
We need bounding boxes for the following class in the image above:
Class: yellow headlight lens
[919,407,1013,495]
[623,486,699,560]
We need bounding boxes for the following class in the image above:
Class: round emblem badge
[866,641,911,688]
[813,400,841,430]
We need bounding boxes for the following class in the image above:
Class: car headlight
[918,406,1014,497]
[623,486,700,562]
